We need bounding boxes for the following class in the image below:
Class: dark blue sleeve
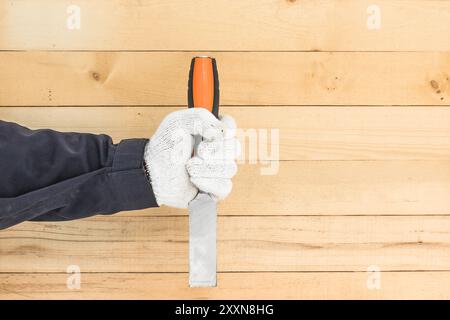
[0,120,158,230]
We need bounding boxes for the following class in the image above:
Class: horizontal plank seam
[2,105,450,107]
[158,159,450,162]
[105,214,450,218]
[1,50,450,53]
[7,213,450,220]
[1,270,450,275]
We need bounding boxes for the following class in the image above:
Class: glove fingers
[190,177,233,200]
[219,115,237,139]
[177,108,224,140]
[187,157,237,179]
[147,110,240,208]
[197,138,241,160]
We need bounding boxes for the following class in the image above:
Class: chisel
[187,56,219,287]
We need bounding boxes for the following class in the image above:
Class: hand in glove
[144,108,241,208]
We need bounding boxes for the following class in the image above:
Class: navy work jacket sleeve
[0,120,158,230]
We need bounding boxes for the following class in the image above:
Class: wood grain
[1,0,449,51]
[1,0,450,300]
[2,216,450,273]
[0,160,448,216]
[2,106,450,161]
[0,52,448,106]
[2,272,450,300]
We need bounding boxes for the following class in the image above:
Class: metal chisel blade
[188,192,217,287]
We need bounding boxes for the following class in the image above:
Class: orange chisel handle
[188,56,219,118]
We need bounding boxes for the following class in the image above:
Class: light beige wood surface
[0,0,449,51]
[2,106,450,160]
[2,272,450,300]
[0,52,448,106]
[1,0,450,300]
[0,143,448,216]
[2,216,450,273]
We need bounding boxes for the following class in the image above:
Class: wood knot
[430,80,439,90]
[92,72,100,81]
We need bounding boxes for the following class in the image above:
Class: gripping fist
[144,108,240,208]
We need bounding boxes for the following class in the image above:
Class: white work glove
[144,108,241,208]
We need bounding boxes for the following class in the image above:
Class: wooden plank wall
[0,0,449,299]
